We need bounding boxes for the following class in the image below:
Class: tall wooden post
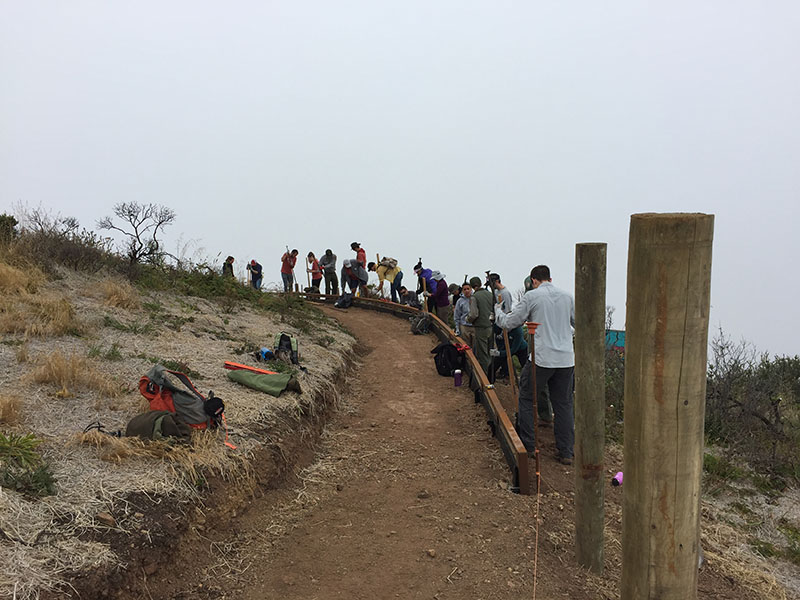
[574,242,607,574]
[621,213,714,600]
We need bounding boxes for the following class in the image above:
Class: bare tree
[97,202,176,266]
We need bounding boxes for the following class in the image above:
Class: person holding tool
[414,260,437,312]
[247,259,263,290]
[367,257,403,302]
[280,248,298,292]
[319,249,338,295]
[493,265,575,464]
[466,276,494,375]
[306,252,323,293]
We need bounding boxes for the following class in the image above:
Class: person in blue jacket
[414,260,437,312]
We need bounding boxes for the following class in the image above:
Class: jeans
[281,272,294,292]
[389,271,403,302]
[517,362,574,457]
[311,278,322,293]
[251,276,263,290]
[324,271,339,295]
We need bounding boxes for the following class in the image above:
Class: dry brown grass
[0,261,43,295]
[15,343,29,363]
[0,394,21,425]
[30,351,121,398]
[73,430,255,490]
[98,278,141,309]
[0,294,82,337]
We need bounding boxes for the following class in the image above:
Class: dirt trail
[156,307,759,600]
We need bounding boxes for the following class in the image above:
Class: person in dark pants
[247,259,263,289]
[367,259,403,302]
[222,256,234,278]
[494,265,575,465]
[319,249,338,295]
[306,252,323,293]
[491,325,528,380]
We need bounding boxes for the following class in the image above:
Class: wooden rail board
[298,292,530,495]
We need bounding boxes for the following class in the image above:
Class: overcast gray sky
[2,1,798,355]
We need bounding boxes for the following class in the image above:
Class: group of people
[223,250,575,465]
[408,262,575,466]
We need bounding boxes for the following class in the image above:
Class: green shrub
[0,432,56,497]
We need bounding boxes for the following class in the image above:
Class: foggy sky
[2,1,798,355]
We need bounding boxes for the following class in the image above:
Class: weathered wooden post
[574,242,607,574]
[621,213,714,600]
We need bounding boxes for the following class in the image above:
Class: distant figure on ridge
[351,242,366,269]
[306,252,323,293]
[247,259,263,290]
[341,259,368,295]
[280,249,298,292]
[467,276,494,375]
[319,249,339,295]
[222,256,235,278]
[368,256,403,302]
[414,260,436,312]
[398,286,422,309]
[430,271,449,322]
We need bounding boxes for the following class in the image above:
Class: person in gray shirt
[494,265,575,464]
[488,273,514,313]
[453,281,473,345]
[318,249,338,295]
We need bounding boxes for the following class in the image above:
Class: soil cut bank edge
[50,343,362,600]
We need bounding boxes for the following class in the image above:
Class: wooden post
[574,242,607,574]
[621,213,714,600]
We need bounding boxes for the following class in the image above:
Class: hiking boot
[556,453,573,466]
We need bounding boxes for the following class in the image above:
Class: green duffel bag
[125,410,192,441]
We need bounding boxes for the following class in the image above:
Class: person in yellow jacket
[368,258,403,302]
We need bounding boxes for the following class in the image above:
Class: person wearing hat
[341,258,368,295]
[246,259,263,290]
[351,242,366,269]
[430,271,450,322]
[494,264,575,464]
[319,249,339,295]
[467,276,494,375]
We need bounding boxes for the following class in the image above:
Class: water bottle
[454,369,462,387]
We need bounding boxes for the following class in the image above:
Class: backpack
[410,313,432,335]
[334,292,353,309]
[379,256,398,269]
[138,365,223,430]
[430,342,465,377]
[126,410,192,441]
[274,332,299,364]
